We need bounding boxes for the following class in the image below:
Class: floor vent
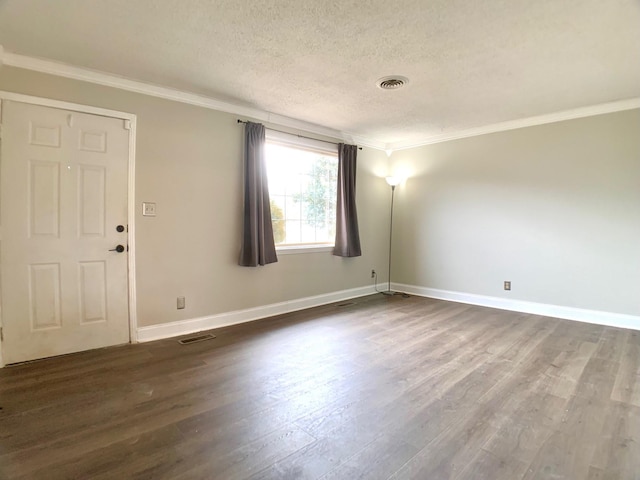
[178,333,216,345]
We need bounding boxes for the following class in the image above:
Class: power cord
[373,271,385,294]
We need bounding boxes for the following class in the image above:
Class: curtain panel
[333,143,362,257]
[238,122,278,266]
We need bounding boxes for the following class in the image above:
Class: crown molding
[386,97,640,151]
[1,52,383,148]
[2,50,637,153]
[344,133,387,150]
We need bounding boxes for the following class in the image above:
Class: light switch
[142,202,156,216]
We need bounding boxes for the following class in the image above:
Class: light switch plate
[142,202,156,216]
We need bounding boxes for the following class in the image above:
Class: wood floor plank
[588,402,640,478]
[0,294,638,479]
[386,321,567,479]
[174,425,316,480]
[538,341,598,399]
[246,419,385,480]
[292,310,523,441]
[455,448,530,480]
[316,434,419,480]
[14,425,186,480]
[611,331,640,407]
[595,327,628,362]
[469,392,565,475]
[521,351,622,479]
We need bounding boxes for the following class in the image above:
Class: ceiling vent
[376,76,409,90]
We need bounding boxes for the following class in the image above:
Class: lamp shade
[385,176,402,187]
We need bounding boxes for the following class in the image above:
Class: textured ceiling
[0,0,639,147]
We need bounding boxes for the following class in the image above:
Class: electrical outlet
[371,269,376,278]
[504,281,511,291]
[142,202,156,217]
[177,296,185,309]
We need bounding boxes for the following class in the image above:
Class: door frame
[0,91,138,367]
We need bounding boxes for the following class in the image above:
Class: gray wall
[390,110,640,316]
[0,67,390,327]
[2,66,638,327]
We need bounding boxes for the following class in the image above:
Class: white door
[0,100,130,364]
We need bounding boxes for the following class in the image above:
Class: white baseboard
[393,283,640,331]
[137,285,376,342]
[137,282,640,343]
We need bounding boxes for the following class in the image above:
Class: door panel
[29,160,61,237]
[78,165,106,237]
[29,263,62,330]
[1,100,130,364]
[78,261,108,324]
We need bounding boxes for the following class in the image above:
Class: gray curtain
[333,143,362,257]
[239,122,278,266]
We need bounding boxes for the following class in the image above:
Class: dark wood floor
[0,295,638,479]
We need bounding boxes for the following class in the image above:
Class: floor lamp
[382,176,402,295]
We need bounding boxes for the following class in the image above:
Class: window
[265,132,338,251]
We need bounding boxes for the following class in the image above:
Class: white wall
[0,66,391,329]
[390,110,640,316]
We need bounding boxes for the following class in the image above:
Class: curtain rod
[237,120,362,150]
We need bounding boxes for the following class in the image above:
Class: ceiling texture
[0,0,639,150]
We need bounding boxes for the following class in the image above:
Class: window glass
[265,141,338,247]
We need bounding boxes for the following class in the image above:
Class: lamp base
[381,290,411,298]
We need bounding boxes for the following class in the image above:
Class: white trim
[276,245,334,255]
[137,285,376,342]
[0,97,3,367]
[386,98,640,151]
[2,51,638,153]
[126,118,139,342]
[393,283,640,331]
[0,91,138,366]
[343,133,386,151]
[1,52,371,147]
[0,90,135,120]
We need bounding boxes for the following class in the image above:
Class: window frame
[265,130,339,254]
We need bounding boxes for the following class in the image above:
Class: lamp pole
[383,177,401,295]
[385,184,396,294]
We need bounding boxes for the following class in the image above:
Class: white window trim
[266,130,338,253]
[276,245,334,255]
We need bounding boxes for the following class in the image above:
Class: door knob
[109,245,125,253]
[116,225,125,232]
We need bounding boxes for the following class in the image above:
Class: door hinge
[123,119,131,131]
[0,327,3,342]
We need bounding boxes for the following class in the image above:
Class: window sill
[276,245,334,255]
